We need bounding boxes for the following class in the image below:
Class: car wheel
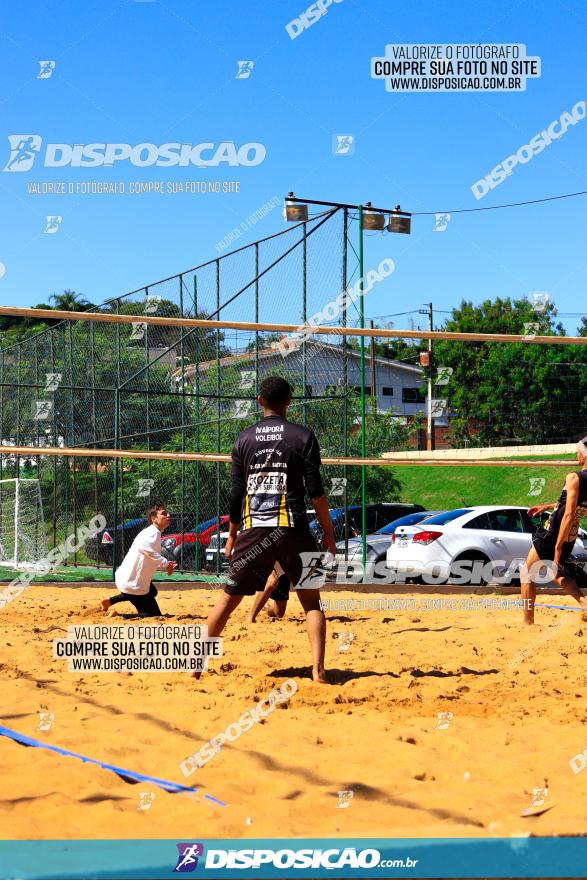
[450,551,490,586]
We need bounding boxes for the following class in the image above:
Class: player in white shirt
[101,504,177,616]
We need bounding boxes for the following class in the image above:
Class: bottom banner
[1,837,587,879]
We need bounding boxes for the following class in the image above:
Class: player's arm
[302,432,335,555]
[312,495,336,555]
[139,532,176,575]
[528,502,556,516]
[554,473,580,565]
[227,441,245,558]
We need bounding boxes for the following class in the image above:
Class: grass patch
[396,464,569,510]
[0,564,227,584]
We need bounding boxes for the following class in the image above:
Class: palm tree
[49,289,94,312]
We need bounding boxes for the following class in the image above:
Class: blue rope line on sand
[535,603,583,611]
[204,794,227,806]
[0,724,224,799]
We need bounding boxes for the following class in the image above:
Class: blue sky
[0,0,586,332]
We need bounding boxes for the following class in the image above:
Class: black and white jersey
[229,416,325,529]
[544,469,587,543]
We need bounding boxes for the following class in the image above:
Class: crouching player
[101,503,177,617]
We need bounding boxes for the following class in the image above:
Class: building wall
[183,346,428,418]
[292,348,427,416]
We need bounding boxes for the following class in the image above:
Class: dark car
[86,511,201,566]
[85,516,147,565]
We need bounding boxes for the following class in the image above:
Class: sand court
[1,583,586,841]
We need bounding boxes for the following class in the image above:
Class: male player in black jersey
[200,375,336,682]
[521,436,587,624]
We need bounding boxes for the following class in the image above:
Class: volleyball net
[1,297,586,578]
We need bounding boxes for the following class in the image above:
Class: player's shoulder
[283,417,317,441]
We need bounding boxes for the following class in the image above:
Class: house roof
[172,339,423,381]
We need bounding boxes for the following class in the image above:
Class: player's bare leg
[521,547,539,624]
[266,599,287,619]
[101,598,111,612]
[206,592,244,637]
[191,592,243,678]
[249,571,279,623]
[296,588,327,683]
[553,573,587,612]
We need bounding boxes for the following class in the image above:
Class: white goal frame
[0,478,49,569]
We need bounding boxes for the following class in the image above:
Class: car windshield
[420,508,473,525]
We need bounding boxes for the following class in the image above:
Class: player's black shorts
[271,574,291,603]
[532,531,575,568]
[226,526,319,596]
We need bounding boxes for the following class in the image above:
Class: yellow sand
[1,583,586,841]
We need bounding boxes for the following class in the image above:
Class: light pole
[358,204,367,577]
[284,194,412,579]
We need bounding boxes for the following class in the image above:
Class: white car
[385,505,587,585]
[205,531,230,570]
